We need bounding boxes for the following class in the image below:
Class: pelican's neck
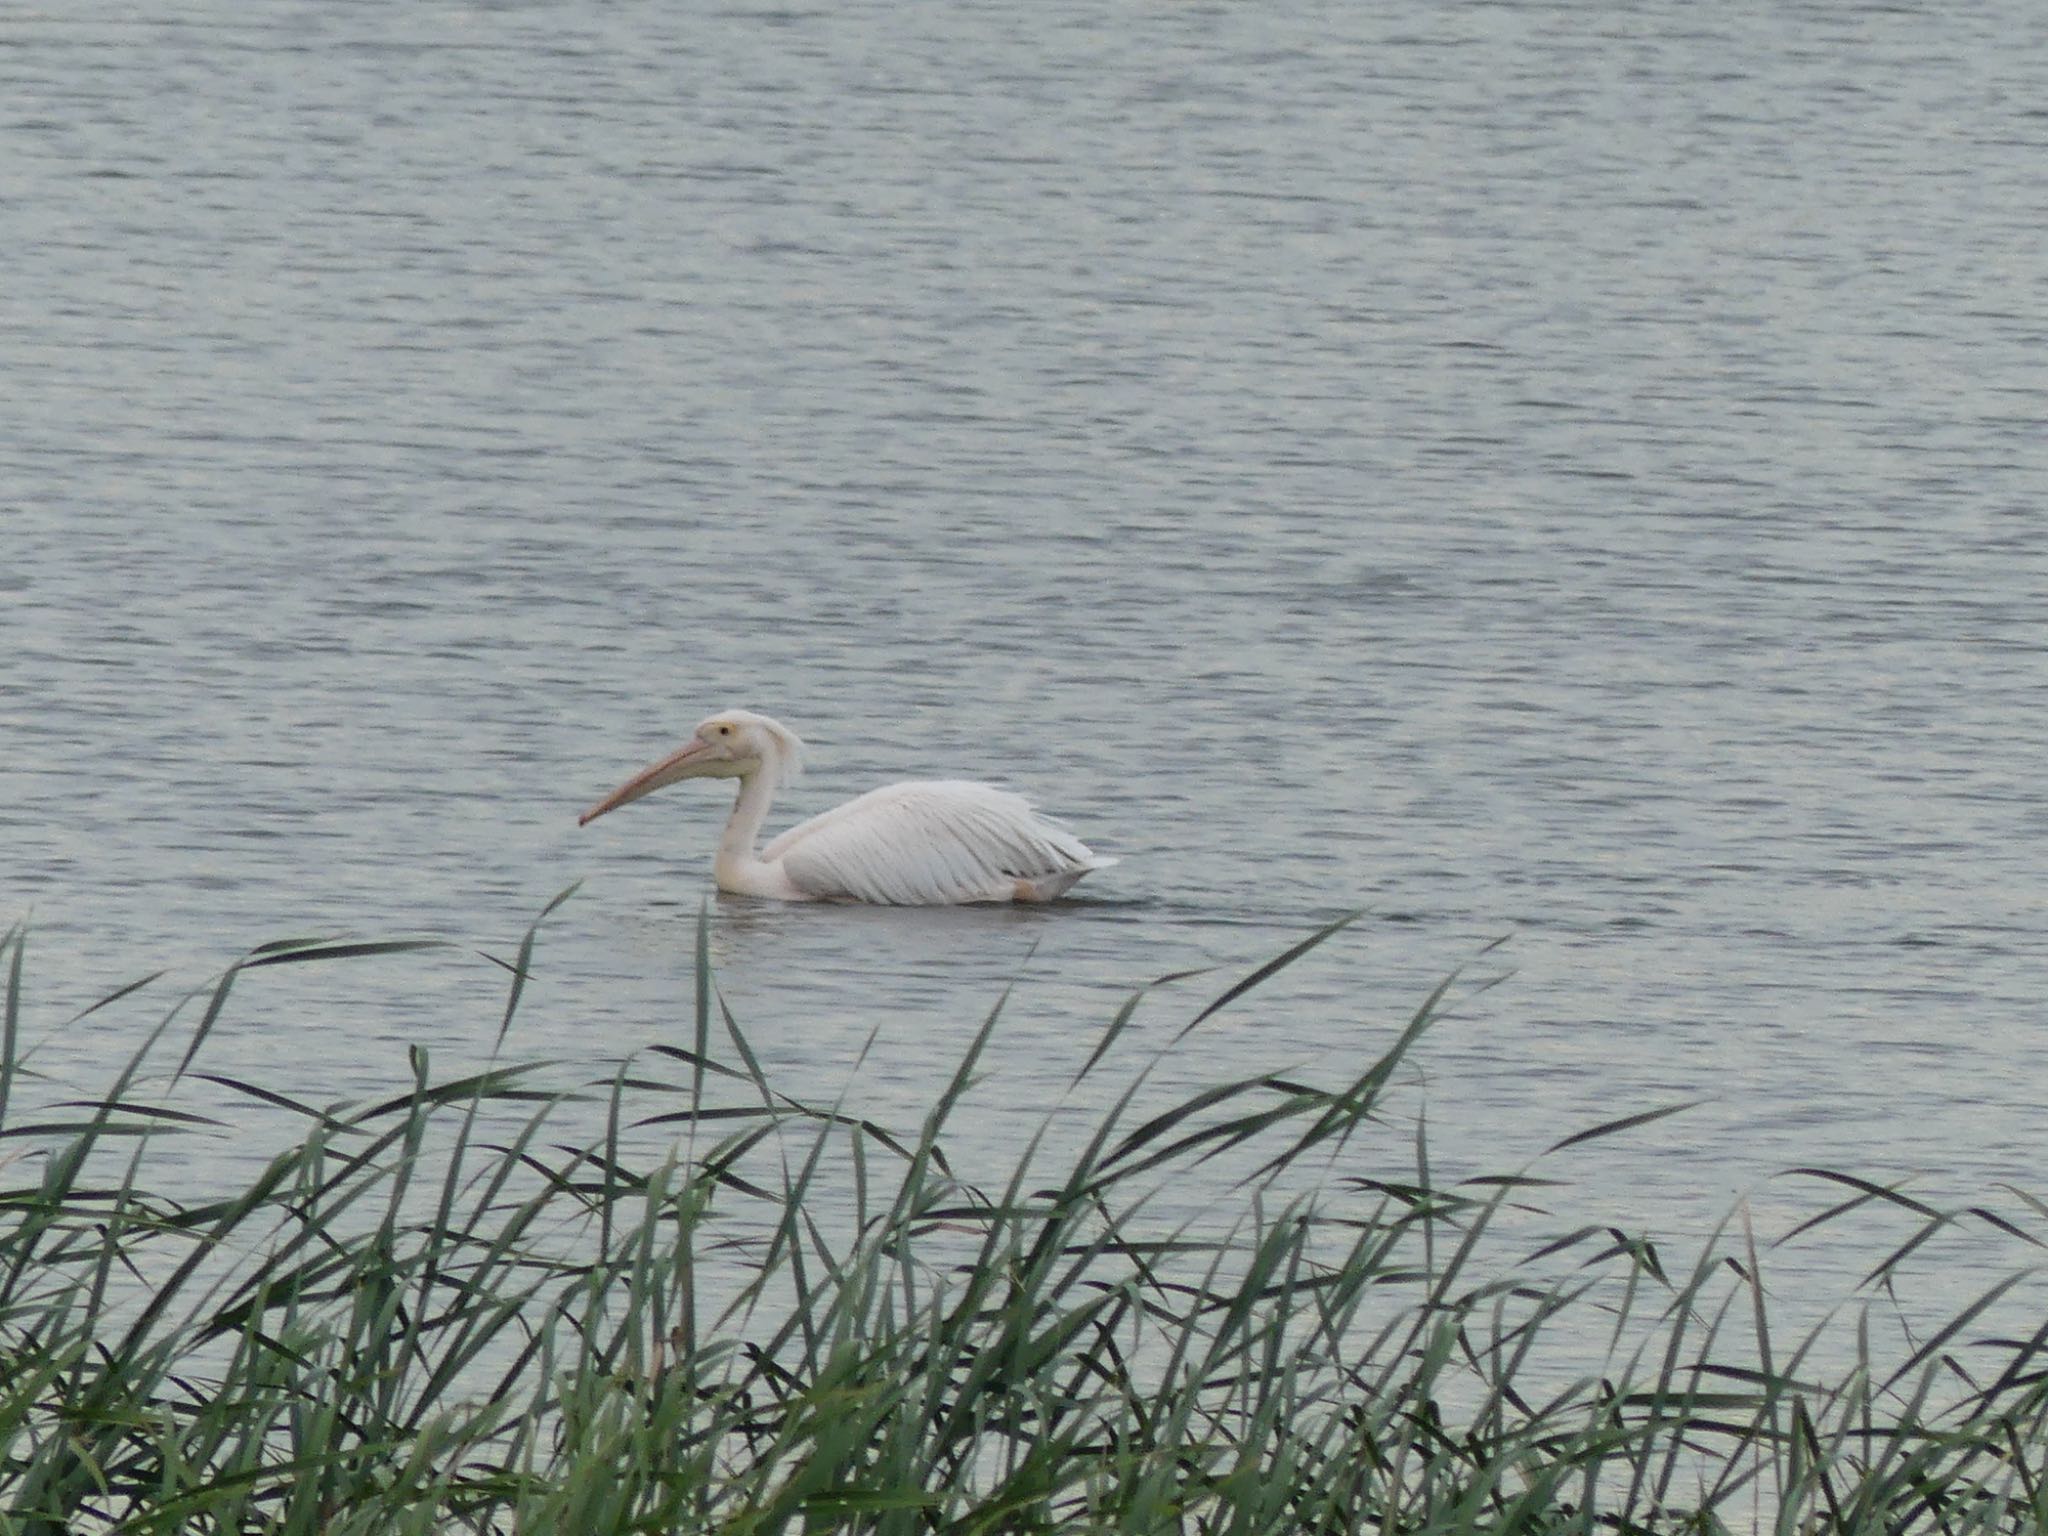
[714,752,806,899]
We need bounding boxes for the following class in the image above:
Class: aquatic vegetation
[0,898,2043,1533]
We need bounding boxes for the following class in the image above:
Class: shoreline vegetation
[2,897,2044,1534]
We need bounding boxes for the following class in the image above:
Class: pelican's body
[579,710,1114,905]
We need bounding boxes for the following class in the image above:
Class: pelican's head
[579,709,805,826]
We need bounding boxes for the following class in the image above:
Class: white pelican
[578,709,1116,904]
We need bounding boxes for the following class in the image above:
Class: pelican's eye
[714,724,734,737]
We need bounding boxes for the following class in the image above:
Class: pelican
[578,709,1116,904]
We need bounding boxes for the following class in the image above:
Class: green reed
[0,897,2043,1534]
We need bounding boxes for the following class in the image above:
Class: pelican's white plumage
[579,710,1114,905]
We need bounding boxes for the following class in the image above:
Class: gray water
[6,1,2047,1350]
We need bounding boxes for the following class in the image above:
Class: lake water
[6,0,2046,1360]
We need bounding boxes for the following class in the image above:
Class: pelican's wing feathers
[765,780,1112,905]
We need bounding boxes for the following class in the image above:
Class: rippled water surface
[6,2,2046,1340]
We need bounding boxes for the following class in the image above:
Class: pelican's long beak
[579,739,716,826]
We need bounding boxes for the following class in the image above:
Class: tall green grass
[1,898,2044,1533]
